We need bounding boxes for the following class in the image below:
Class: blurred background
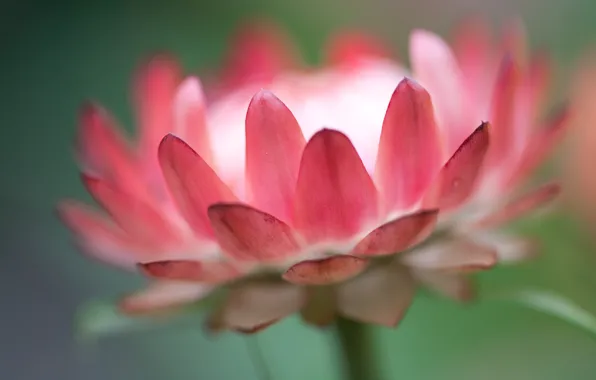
[3,0,596,379]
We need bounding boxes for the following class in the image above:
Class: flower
[59,19,566,333]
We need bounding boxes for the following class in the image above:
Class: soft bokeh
[3,0,596,379]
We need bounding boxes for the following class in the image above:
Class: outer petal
[375,78,444,211]
[401,239,497,273]
[413,270,474,301]
[351,210,439,256]
[300,287,337,327]
[423,123,490,210]
[207,281,305,333]
[245,90,305,221]
[326,31,390,69]
[158,135,237,238]
[336,264,415,327]
[293,129,378,242]
[119,281,212,315]
[283,255,368,285]
[139,260,243,284]
[469,231,539,263]
[207,203,301,263]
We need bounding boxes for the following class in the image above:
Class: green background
[3,0,596,379]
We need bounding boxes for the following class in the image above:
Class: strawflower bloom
[59,19,567,333]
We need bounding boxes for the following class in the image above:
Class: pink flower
[59,19,566,332]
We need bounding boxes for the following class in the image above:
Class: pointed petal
[402,239,498,273]
[423,123,490,210]
[337,265,415,327]
[208,281,304,333]
[293,129,378,242]
[57,201,141,269]
[245,90,306,221]
[474,183,561,228]
[158,135,237,238]
[173,77,213,166]
[300,287,337,327]
[375,78,444,211]
[470,232,540,263]
[207,203,300,263]
[139,260,243,284]
[119,281,212,315]
[413,270,474,301]
[351,210,438,256]
[326,31,390,69]
[410,29,468,154]
[282,255,368,285]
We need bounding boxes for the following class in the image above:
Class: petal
[326,31,390,69]
[119,281,212,315]
[57,201,142,269]
[300,287,337,327]
[474,182,561,228]
[207,281,304,333]
[401,239,498,273]
[423,123,490,210]
[336,265,415,327]
[351,210,439,256]
[413,270,474,302]
[470,232,539,263]
[139,260,243,284]
[293,129,378,242]
[245,90,306,221]
[410,29,468,154]
[173,77,213,166]
[207,203,301,263]
[282,255,368,285]
[374,78,444,211]
[81,174,180,247]
[158,134,237,238]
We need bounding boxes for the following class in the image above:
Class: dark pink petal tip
[282,255,368,285]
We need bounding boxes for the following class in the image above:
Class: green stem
[335,317,381,380]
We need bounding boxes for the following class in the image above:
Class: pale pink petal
[283,255,368,285]
[374,78,443,211]
[245,90,306,221]
[120,281,212,315]
[410,29,468,154]
[401,239,498,273]
[351,210,438,256]
[293,129,378,242]
[158,135,237,238]
[300,287,337,327]
[423,123,490,210]
[208,281,304,333]
[173,77,213,166]
[326,31,390,69]
[207,203,301,263]
[336,265,415,327]
[139,260,243,284]
[469,232,539,263]
[474,183,561,228]
[412,270,474,301]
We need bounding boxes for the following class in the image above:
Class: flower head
[59,19,566,332]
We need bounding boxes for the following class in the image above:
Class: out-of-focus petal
[119,281,212,315]
[293,129,378,242]
[208,203,300,263]
[402,239,497,273]
[413,270,474,301]
[300,287,337,327]
[245,90,305,221]
[375,78,443,211]
[351,210,438,256]
[336,264,415,327]
[139,260,243,284]
[283,255,368,285]
[158,135,237,238]
[326,31,390,69]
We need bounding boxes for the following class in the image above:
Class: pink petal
[57,201,141,269]
[351,210,439,256]
[207,281,304,333]
[300,287,337,327]
[293,129,378,242]
[120,281,212,315]
[374,78,444,211]
[173,77,213,166]
[139,260,242,284]
[402,239,497,273]
[282,255,368,285]
[81,174,180,247]
[423,123,490,210]
[158,134,237,238]
[336,265,415,327]
[207,203,301,263]
[474,182,561,228]
[410,29,468,154]
[245,90,306,221]
[412,270,474,302]
[326,31,390,69]
[500,19,528,66]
